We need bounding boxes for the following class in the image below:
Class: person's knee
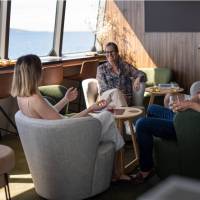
[147,104,162,115]
[135,117,153,144]
[111,88,122,95]
[147,104,156,113]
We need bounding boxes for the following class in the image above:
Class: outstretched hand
[65,87,78,102]
[133,77,141,91]
[89,99,108,112]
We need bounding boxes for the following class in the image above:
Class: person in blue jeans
[132,93,200,184]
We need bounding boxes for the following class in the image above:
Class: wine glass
[168,95,176,109]
[168,94,180,109]
[170,82,179,92]
[184,94,191,101]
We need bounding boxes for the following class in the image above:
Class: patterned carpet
[0,134,160,200]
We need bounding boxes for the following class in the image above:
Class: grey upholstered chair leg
[0,145,15,200]
[2,174,11,200]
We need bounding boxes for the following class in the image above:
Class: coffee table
[113,107,143,174]
[145,86,184,106]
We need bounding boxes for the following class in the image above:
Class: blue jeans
[135,104,176,172]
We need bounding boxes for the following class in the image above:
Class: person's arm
[128,64,147,91]
[189,102,200,112]
[173,100,200,112]
[54,87,78,112]
[129,64,147,83]
[96,65,109,93]
[72,100,107,118]
[132,77,141,91]
[190,93,200,103]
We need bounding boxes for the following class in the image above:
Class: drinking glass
[170,82,179,92]
[169,94,190,110]
[168,95,177,109]
[168,94,184,109]
[184,94,191,101]
[176,93,190,102]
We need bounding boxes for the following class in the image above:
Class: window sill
[0,52,105,69]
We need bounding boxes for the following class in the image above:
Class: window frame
[0,0,11,59]
[62,0,102,55]
[49,0,66,57]
[0,0,105,61]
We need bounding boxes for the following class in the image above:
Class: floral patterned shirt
[96,57,147,95]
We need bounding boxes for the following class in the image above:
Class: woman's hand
[89,99,107,112]
[133,77,141,91]
[64,87,78,102]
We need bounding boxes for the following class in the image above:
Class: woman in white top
[11,54,131,182]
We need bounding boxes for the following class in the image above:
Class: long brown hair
[11,54,42,97]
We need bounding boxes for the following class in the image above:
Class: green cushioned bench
[138,67,173,106]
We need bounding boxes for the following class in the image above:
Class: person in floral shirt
[96,42,147,107]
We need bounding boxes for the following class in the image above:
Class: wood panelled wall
[102,0,200,91]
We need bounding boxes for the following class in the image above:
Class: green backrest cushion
[154,68,172,84]
[39,85,68,115]
[139,67,172,87]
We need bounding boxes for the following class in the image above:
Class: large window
[9,0,57,59]
[62,0,100,54]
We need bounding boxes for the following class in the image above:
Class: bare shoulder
[17,95,41,105]
[26,94,48,111]
[17,94,46,118]
[31,93,42,100]
[29,93,45,103]
[30,93,62,119]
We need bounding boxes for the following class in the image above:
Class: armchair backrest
[174,110,200,178]
[15,111,103,199]
[139,67,172,87]
[82,78,100,108]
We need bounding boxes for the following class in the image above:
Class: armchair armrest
[174,110,200,144]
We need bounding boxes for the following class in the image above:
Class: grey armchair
[15,111,115,200]
[154,110,200,179]
[154,81,200,179]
